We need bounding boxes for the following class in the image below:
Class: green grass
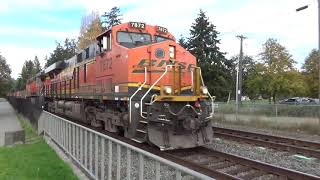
[0,141,78,180]
[0,113,78,180]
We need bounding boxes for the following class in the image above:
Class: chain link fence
[215,103,320,118]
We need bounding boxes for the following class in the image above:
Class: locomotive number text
[156,26,168,33]
[129,22,145,29]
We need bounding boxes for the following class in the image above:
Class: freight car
[22,22,215,150]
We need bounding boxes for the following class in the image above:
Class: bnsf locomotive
[18,22,215,150]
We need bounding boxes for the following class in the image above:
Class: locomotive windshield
[154,35,173,43]
[117,32,151,48]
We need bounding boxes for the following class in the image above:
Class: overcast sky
[0,0,317,78]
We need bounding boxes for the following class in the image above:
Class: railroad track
[213,126,320,159]
[80,125,320,179]
[49,113,320,179]
[167,147,320,180]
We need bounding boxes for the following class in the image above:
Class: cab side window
[99,32,112,52]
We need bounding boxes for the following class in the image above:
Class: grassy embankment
[215,102,320,135]
[0,114,78,180]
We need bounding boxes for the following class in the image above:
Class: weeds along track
[213,126,320,159]
[167,147,320,180]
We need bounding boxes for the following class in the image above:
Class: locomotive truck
[17,22,215,150]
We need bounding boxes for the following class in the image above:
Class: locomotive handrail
[129,67,147,124]
[140,65,172,119]
[198,68,215,119]
[191,68,194,92]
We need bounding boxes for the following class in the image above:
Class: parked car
[279,97,317,105]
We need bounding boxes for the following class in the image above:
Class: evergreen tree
[187,10,233,101]
[15,77,25,91]
[178,35,188,49]
[102,7,122,30]
[33,55,41,74]
[16,60,35,90]
[45,38,77,67]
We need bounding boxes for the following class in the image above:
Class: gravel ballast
[206,137,320,177]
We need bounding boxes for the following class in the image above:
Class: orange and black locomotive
[20,22,215,150]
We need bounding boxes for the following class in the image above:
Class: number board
[129,22,145,29]
[156,26,168,33]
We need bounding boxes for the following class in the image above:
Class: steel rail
[213,126,320,159]
[168,147,320,180]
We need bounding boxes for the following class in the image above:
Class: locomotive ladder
[131,120,148,143]
[130,65,171,143]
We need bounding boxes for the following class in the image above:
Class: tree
[16,60,35,90]
[45,38,77,67]
[0,54,11,82]
[102,7,122,30]
[78,11,103,49]
[33,55,41,75]
[186,10,233,101]
[178,35,188,49]
[302,49,319,98]
[257,38,306,103]
[230,55,258,99]
[0,53,13,96]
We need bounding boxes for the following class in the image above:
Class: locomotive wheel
[86,106,102,127]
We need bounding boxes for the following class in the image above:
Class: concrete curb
[4,130,25,146]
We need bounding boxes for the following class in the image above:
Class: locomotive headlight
[164,86,172,95]
[200,86,208,95]
[169,46,175,59]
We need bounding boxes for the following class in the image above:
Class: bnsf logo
[132,59,195,73]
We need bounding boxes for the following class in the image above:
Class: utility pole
[236,35,247,119]
[237,35,246,104]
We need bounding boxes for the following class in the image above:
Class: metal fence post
[156,162,160,180]
[80,127,83,164]
[117,144,121,180]
[73,124,76,157]
[90,132,93,173]
[101,138,105,180]
[95,134,99,178]
[139,154,144,180]
[59,118,61,144]
[127,148,131,180]
[176,169,182,180]
[54,116,57,140]
[68,123,71,154]
[76,126,79,160]
[85,130,88,169]
[108,140,112,180]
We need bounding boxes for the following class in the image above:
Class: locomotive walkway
[0,98,25,146]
